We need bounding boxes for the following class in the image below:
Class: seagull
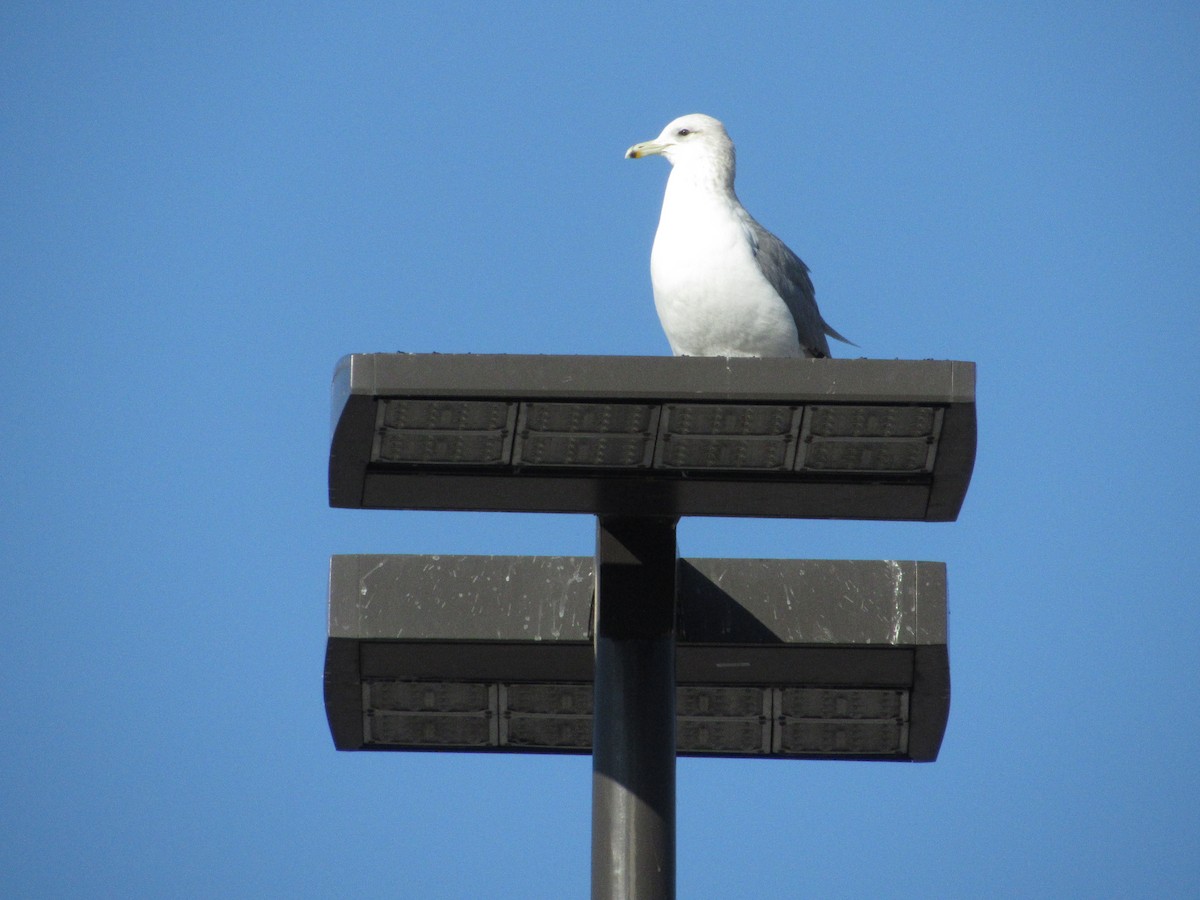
[626,113,854,358]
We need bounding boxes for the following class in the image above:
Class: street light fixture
[329,354,975,521]
[325,554,950,762]
[326,352,976,899]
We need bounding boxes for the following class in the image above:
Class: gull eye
[676,127,692,137]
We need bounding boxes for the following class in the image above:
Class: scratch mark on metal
[886,560,903,643]
[358,559,387,598]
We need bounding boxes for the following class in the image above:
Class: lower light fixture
[359,680,910,756]
[325,554,951,762]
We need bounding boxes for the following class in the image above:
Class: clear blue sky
[3,3,1198,897]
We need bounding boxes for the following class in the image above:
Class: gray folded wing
[740,212,855,358]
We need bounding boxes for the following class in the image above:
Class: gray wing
[739,212,855,358]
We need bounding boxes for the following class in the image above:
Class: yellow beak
[625,140,666,159]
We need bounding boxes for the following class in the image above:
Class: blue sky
[3,3,1198,897]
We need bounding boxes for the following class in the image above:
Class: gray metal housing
[329,354,976,521]
[325,554,950,762]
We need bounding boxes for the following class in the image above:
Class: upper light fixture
[330,354,976,521]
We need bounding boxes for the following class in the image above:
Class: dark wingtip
[826,326,858,348]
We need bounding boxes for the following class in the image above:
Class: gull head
[625,113,734,172]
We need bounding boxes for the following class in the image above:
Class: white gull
[626,113,854,358]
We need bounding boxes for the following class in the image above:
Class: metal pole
[592,516,678,900]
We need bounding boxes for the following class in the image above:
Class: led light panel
[498,683,594,749]
[662,404,798,436]
[522,402,657,434]
[366,712,496,747]
[503,683,594,715]
[514,433,654,468]
[512,403,658,468]
[806,405,938,438]
[372,399,516,466]
[796,406,942,474]
[656,435,792,470]
[654,405,793,469]
[678,719,770,754]
[371,398,944,474]
[359,680,912,758]
[379,398,511,431]
[779,687,907,720]
[503,717,594,749]
[774,688,910,755]
[363,681,498,748]
[677,685,768,718]
[777,721,907,755]
[368,680,491,713]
